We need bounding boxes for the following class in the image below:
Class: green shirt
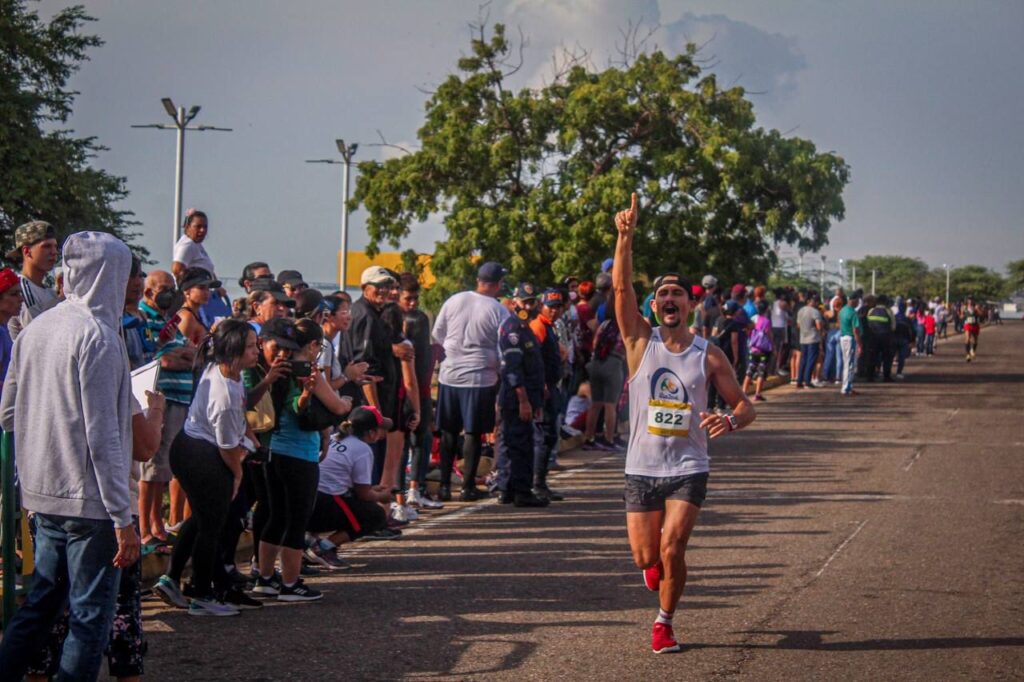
[839,304,861,337]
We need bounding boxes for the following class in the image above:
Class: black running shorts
[623,472,709,512]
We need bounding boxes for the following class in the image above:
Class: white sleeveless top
[625,328,710,477]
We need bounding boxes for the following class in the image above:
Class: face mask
[568,291,578,301]
[155,290,175,311]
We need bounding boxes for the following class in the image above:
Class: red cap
[0,268,20,295]
[730,283,746,297]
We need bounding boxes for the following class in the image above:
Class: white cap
[360,265,396,286]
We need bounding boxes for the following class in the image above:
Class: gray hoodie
[0,232,133,527]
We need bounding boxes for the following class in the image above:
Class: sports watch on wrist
[724,414,738,432]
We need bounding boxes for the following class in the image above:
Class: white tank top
[625,328,710,477]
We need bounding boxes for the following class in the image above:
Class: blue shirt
[498,315,544,410]
[269,384,320,462]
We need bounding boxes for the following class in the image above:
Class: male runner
[963,297,981,362]
[613,193,756,654]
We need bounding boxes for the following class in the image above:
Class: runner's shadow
[689,630,1024,651]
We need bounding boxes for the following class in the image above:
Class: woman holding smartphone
[155,320,259,616]
[253,318,352,602]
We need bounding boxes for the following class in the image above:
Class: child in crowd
[561,381,591,438]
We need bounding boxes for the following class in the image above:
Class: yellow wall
[341,251,435,288]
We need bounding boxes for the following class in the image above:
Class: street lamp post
[871,269,877,295]
[820,255,826,299]
[132,97,231,253]
[307,139,359,290]
[852,265,857,292]
[943,264,950,307]
[839,258,845,289]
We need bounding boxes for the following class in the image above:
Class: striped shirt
[139,301,194,405]
[8,274,59,341]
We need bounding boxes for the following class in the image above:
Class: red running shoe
[651,622,681,654]
[642,561,663,592]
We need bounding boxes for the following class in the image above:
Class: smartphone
[290,360,312,378]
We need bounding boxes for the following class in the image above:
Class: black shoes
[533,486,564,502]
[438,485,452,502]
[513,492,550,508]
[459,486,485,501]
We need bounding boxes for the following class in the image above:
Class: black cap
[277,269,306,287]
[258,317,300,350]
[652,272,692,296]
[251,277,296,307]
[513,282,538,300]
[477,261,507,284]
[180,267,221,291]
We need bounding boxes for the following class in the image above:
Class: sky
[35,0,1024,288]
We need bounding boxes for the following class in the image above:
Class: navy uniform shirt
[499,314,544,410]
[529,315,562,389]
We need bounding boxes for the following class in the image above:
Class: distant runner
[963,297,981,362]
[612,193,756,654]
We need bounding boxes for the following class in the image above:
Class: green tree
[949,265,1007,302]
[351,23,849,307]
[1006,259,1024,293]
[0,0,141,261]
[846,255,937,298]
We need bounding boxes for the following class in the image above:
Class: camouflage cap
[6,221,56,261]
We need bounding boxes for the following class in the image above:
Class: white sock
[655,608,674,626]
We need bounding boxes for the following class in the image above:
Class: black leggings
[168,432,234,598]
[440,431,481,488]
[263,454,319,550]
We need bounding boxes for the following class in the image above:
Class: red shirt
[923,314,936,334]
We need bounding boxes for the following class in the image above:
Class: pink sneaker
[642,561,663,592]
[651,622,681,654]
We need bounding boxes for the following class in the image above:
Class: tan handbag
[246,391,275,433]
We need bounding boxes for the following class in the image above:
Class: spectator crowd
[0,212,998,679]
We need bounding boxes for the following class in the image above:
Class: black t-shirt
[403,308,433,398]
[714,318,745,362]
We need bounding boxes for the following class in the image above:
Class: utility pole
[307,139,359,290]
[943,264,950,307]
[132,98,231,253]
[852,266,857,292]
[820,255,826,299]
[871,270,877,295]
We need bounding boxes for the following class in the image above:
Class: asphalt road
[142,321,1023,681]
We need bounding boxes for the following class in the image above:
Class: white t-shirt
[184,364,249,450]
[771,300,787,329]
[318,435,373,496]
[172,235,217,277]
[432,290,510,387]
[318,331,343,381]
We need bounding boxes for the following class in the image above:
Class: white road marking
[993,499,1024,506]
[812,520,868,580]
[903,445,925,472]
[946,407,961,422]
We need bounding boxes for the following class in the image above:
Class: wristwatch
[724,414,738,432]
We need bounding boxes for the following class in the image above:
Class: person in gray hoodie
[0,231,141,682]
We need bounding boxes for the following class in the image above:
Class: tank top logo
[651,368,690,404]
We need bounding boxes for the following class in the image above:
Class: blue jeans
[798,342,820,386]
[0,513,120,682]
[896,339,911,374]
[915,323,926,354]
[821,329,841,382]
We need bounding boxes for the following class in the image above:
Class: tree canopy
[0,0,140,261]
[1006,259,1024,294]
[351,23,849,306]
[846,255,1009,301]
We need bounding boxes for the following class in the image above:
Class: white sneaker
[895,373,905,380]
[407,488,443,509]
[406,488,423,507]
[404,505,419,521]
[390,503,409,523]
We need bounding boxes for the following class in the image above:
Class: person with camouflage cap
[5,220,59,340]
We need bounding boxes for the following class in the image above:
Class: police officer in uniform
[530,288,567,502]
[496,283,548,508]
[865,294,896,381]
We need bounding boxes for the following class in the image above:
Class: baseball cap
[477,261,507,284]
[701,274,718,289]
[652,273,692,295]
[601,258,614,273]
[277,269,306,287]
[179,266,222,291]
[349,405,394,433]
[251,277,296,307]
[730,283,747,298]
[360,265,396,287]
[691,284,705,299]
[541,289,565,307]
[513,282,538,300]
[6,220,57,261]
[0,268,20,294]
[562,275,579,286]
[723,300,741,314]
[258,317,300,350]
[595,273,612,291]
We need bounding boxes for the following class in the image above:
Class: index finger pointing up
[630,192,638,213]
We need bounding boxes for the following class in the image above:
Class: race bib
[647,399,691,437]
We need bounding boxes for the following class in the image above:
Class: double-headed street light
[307,139,359,290]
[132,97,231,253]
